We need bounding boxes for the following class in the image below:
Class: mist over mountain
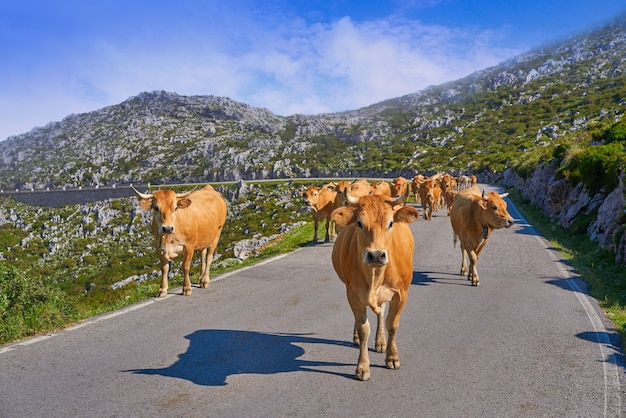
[1,15,625,190]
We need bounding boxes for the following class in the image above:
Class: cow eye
[491,205,497,210]
[388,220,394,229]
[357,220,363,229]
[153,206,160,213]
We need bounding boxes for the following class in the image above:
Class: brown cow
[134,185,227,297]
[417,177,442,221]
[391,177,409,205]
[371,180,392,197]
[331,192,419,381]
[411,174,424,204]
[449,186,514,286]
[439,174,457,216]
[334,179,373,206]
[302,184,342,242]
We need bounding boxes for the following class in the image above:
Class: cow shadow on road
[126,329,354,385]
[412,270,469,286]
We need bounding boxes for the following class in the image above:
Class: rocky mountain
[1,15,626,190]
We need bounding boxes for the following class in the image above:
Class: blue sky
[1,0,625,142]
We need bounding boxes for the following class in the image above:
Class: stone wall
[501,164,626,263]
[2,187,136,207]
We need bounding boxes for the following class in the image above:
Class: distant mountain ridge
[1,15,626,190]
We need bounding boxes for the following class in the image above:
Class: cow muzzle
[365,250,388,267]
[160,225,174,234]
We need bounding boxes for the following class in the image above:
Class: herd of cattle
[131,174,514,381]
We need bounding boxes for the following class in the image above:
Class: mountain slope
[1,16,626,190]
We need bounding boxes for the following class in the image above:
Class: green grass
[0,220,315,346]
[507,189,626,343]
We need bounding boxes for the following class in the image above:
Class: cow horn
[345,189,360,205]
[175,188,196,198]
[131,186,153,200]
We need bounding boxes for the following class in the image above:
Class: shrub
[0,264,75,344]
[604,119,626,144]
[557,142,626,195]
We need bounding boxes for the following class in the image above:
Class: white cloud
[0,13,522,141]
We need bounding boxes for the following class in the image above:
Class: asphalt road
[1,185,624,417]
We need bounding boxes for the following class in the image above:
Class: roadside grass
[506,188,626,344]
[0,221,315,346]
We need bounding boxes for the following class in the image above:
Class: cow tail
[452,232,458,248]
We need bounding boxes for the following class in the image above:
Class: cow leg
[157,258,170,298]
[199,238,219,289]
[181,248,194,296]
[385,292,406,370]
[324,217,331,242]
[468,250,480,286]
[459,245,469,277]
[313,218,319,242]
[348,292,370,381]
[198,248,209,288]
[374,301,387,353]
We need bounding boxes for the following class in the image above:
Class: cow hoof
[182,288,193,296]
[386,358,400,370]
[200,281,209,289]
[157,289,168,298]
[355,367,370,381]
[375,341,386,353]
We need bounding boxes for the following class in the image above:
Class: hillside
[1,16,625,190]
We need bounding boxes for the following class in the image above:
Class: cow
[302,184,342,242]
[133,185,227,297]
[391,177,409,205]
[439,174,457,216]
[334,178,373,206]
[417,177,442,221]
[331,191,419,381]
[371,180,392,197]
[457,175,470,190]
[469,174,477,188]
[449,186,514,286]
[411,174,424,204]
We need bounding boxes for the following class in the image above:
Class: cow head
[133,187,194,235]
[419,178,436,199]
[479,191,514,229]
[391,177,408,197]
[302,185,322,211]
[371,181,390,196]
[332,193,418,267]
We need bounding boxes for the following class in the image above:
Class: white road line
[0,249,302,355]
[507,200,622,417]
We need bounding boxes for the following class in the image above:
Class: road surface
[0,185,624,417]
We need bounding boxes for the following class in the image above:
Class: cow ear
[138,198,152,211]
[177,198,192,209]
[332,207,356,228]
[478,198,488,209]
[394,206,419,223]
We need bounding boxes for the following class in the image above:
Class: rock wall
[501,164,626,263]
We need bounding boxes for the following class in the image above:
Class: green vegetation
[507,189,626,342]
[0,181,314,345]
[0,264,76,342]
